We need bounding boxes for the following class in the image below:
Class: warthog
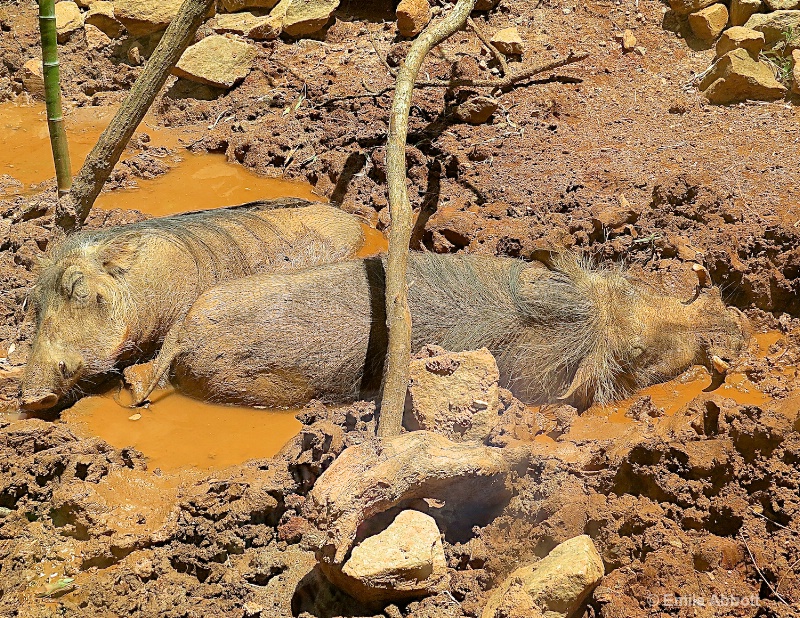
[135,253,750,410]
[20,199,364,411]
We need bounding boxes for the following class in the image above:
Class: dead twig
[467,16,508,76]
[318,52,588,107]
[379,0,480,437]
[739,530,791,606]
[370,31,397,78]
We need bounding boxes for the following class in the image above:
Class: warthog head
[19,236,139,411]
[549,257,750,407]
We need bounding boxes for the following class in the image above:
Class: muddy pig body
[141,253,749,409]
[20,199,364,410]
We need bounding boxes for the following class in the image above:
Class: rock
[127,44,142,65]
[114,0,185,36]
[306,431,521,566]
[453,95,499,125]
[339,510,448,603]
[84,23,112,49]
[764,0,800,9]
[85,1,124,38]
[55,1,84,43]
[793,49,800,94]
[482,535,605,618]
[397,0,431,37]
[730,0,762,26]
[745,10,800,44]
[283,0,340,36]
[211,12,272,38]
[620,29,637,51]
[668,0,717,16]
[20,59,45,98]
[700,48,787,103]
[407,347,502,441]
[490,27,524,56]
[475,0,500,8]
[219,0,279,11]
[173,35,256,89]
[688,4,728,40]
[716,26,765,58]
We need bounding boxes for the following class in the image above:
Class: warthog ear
[98,235,140,277]
[61,265,89,300]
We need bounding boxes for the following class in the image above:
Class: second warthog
[20,199,364,410]
[135,253,750,410]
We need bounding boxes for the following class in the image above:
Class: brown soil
[2,0,800,616]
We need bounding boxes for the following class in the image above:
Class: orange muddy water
[0,102,318,214]
[62,389,302,472]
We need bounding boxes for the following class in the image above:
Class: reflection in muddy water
[93,152,319,216]
[62,388,302,472]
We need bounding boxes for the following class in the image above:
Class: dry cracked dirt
[2,0,800,616]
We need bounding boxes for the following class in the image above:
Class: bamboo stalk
[377,0,478,437]
[38,0,72,198]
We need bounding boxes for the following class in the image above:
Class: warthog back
[142,252,750,409]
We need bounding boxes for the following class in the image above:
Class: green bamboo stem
[38,0,72,198]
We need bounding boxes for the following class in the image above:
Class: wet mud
[2,0,800,615]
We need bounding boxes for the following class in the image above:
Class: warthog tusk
[711,355,730,374]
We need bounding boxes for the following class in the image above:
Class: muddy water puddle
[0,102,319,215]
[62,389,302,472]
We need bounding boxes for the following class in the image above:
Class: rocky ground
[2,0,800,616]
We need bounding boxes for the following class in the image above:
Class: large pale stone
[764,0,800,9]
[730,0,762,26]
[793,49,800,94]
[715,26,765,58]
[688,4,728,40]
[490,26,524,55]
[84,23,112,49]
[211,12,272,38]
[340,510,448,602]
[85,1,124,38]
[20,59,44,98]
[745,10,800,44]
[173,35,256,89]
[668,0,717,16]
[55,1,83,42]
[219,0,279,11]
[114,0,185,36]
[397,0,431,37]
[283,0,340,36]
[482,535,605,618]
[700,48,787,104]
[407,347,502,441]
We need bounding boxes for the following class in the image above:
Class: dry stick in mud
[38,0,71,198]
[379,0,479,437]
[319,51,589,107]
[54,0,216,232]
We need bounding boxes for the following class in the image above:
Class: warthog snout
[20,346,85,411]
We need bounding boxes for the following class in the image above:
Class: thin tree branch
[378,0,480,437]
[317,51,588,107]
[55,0,216,232]
[467,16,508,77]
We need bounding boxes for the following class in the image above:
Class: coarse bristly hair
[407,251,745,409]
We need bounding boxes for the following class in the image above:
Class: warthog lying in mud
[19,199,364,411]
[135,253,750,410]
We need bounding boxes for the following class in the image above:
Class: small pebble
[128,413,142,421]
